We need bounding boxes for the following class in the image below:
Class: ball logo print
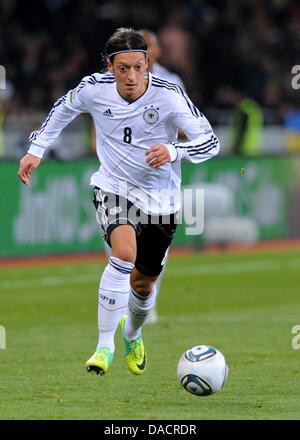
[185,346,217,362]
[177,345,228,396]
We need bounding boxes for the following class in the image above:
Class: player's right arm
[18,154,41,186]
[18,76,90,185]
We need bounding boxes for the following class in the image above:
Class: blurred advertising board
[0,156,299,257]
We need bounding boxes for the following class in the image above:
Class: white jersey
[28,72,219,215]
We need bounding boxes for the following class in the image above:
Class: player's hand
[146,144,171,168]
[18,153,41,185]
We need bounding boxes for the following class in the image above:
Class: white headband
[108,49,147,58]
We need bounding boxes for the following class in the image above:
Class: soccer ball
[177,345,228,396]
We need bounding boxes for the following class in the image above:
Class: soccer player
[18,28,219,376]
[103,29,187,325]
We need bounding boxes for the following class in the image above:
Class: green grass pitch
[0,248,300,420]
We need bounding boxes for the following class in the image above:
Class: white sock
[125,285,157,341]
[97,256,134,352]
[152,266,165,307]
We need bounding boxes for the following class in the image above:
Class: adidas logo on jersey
[103,108,114,117]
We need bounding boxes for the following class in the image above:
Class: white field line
[167,259,294,275]
[0,264,101,279]
[0,273,99,290]
[1,258,300,291]
[159,312,300,324]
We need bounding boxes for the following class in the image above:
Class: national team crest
[143,106,159,124]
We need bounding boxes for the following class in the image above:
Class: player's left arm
[146,94,219,167]
[167,94,220,164]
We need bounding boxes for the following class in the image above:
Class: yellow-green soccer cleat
[120,315,147,375]
[86,347,114,376]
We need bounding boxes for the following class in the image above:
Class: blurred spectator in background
[2,0,300,115]
[230,92,263,156]
[219,87,263,156]
[1,0,300,157]
[137,29,186,91]
[282,100,300,153]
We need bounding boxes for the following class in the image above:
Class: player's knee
[131,277,155,297]
[112,244,136,264]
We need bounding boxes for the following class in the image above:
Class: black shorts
[93,187,177,277]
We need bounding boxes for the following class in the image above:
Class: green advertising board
[180,156,295,242]
[0,160,102,257]
[0,156,298,258]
